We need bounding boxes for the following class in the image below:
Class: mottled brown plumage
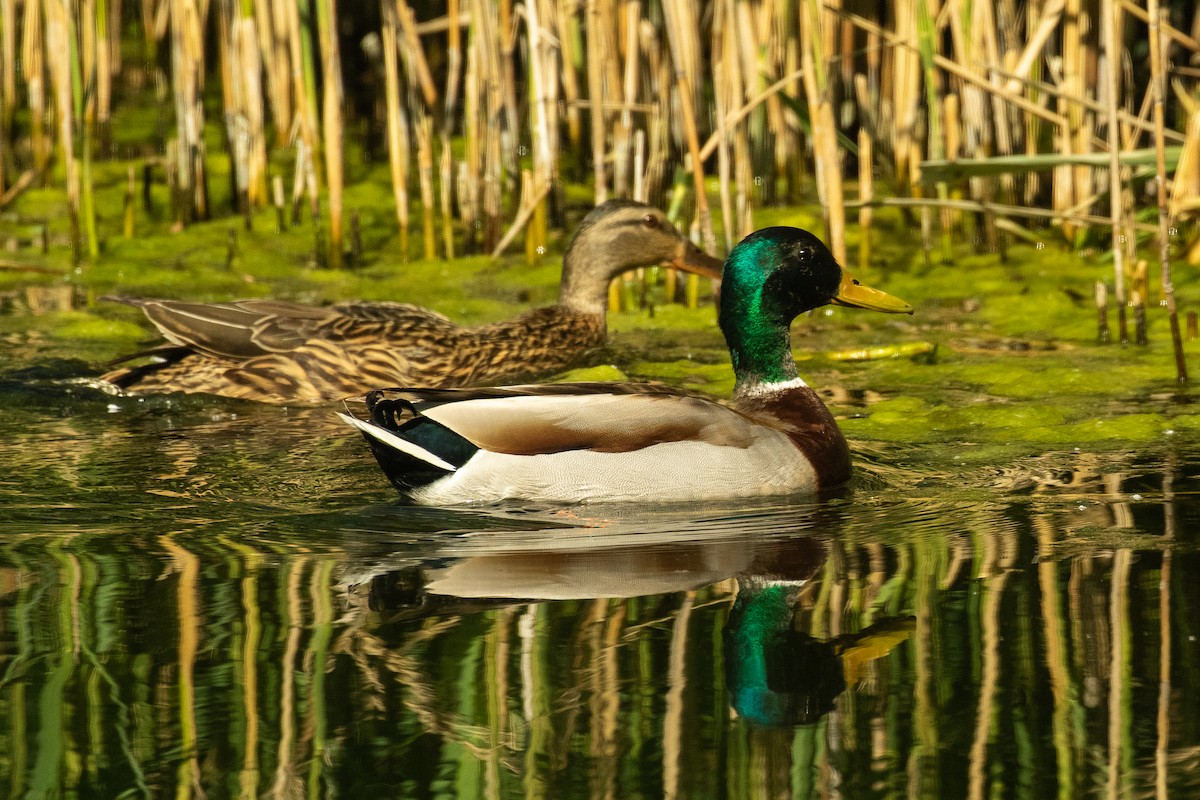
[101,200,723,404]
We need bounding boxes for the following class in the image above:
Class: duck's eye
[642,214,660,229]
[852,278,861,285]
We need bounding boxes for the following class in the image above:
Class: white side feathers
[337,412,459,472]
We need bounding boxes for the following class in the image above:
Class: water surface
[2,349,1198,798]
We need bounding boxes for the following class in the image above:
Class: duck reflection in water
[726,569,913,728]
[341,521,913,730]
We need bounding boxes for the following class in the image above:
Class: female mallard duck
[100,200,722,404]
[341,225,913,504]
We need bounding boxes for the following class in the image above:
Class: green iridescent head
[718,227,912,387]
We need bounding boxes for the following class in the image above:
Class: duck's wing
[105,297,336,359]
[351,383,762,459]
[330,300,455,325]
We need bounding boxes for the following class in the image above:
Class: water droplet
[107,404,121,414]
[1131,493,1143,501]
[1076,504,1088,511]
[536,246,546,256]
[1035,242,1045,250]
[1165,429,1176,436]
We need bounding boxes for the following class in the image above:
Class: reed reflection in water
[1,476,1198,799]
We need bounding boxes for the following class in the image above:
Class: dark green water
[2,349,1199,799]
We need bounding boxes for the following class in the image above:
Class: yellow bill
[832,270,914,314]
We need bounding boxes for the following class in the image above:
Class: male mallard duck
[341,225,913,504]
[100,200,723,404]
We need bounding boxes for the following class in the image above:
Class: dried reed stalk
[1147,0,1186,380]
[800,0,846,262]
[95,0,113,136]
[415,109,436,260]
[713,4,734,252]
[218,0,266,216]
[1096,281,1109,342]
[237,3,268,206]
[461,18,481,252]
[123,165,136,237]
[496,0,519,176]
[456,162,475,253]
[44,0,81,256]
[491,171,550,258]
[395,0,437,107]
[556,0,582,159]
[0,0,14,142]
[381,0,411,259]
[858,127,873,267]
[613,0,639,198]
[440,0,463,260]
[889,0,921,194]
[838,9,1074,143]
[467,0,503,250]
[0,1,12,193]
[1053,0,1086,240]
[258,0,293,143]
[662,0,715,250]
[643,24,670,201]
[1168,110,1200,225]
[272,173,286,231]
[915,0,950,259]
[285,0,319,216]
[78,0,100,257]
[946,0,1001,249]
[632,128,645,202]
[730,0,755,238]
[585,0,608,203]
[524,0,557,255]
[316,0,344,268]
[169,0,209,222]
[438,141,454,260]
[1101,0,1128,343]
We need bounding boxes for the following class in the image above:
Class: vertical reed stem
[585,0,607,203]
[1102,0,1128,343]
[1096,280,1109,343]
[45,0,81,259]
[1147,0,1186,381]
[800,0,845,263]
[439,0,462,261]
[416,111,436,260]
[272,174,286,232]
[858,127,873,268]
[124,165,136,238]
[661,0,715,251]
[316,0,344,268]
[381,0,410,259]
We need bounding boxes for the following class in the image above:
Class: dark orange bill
[664,240,725,280]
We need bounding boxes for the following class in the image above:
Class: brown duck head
[557,200,724,314]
